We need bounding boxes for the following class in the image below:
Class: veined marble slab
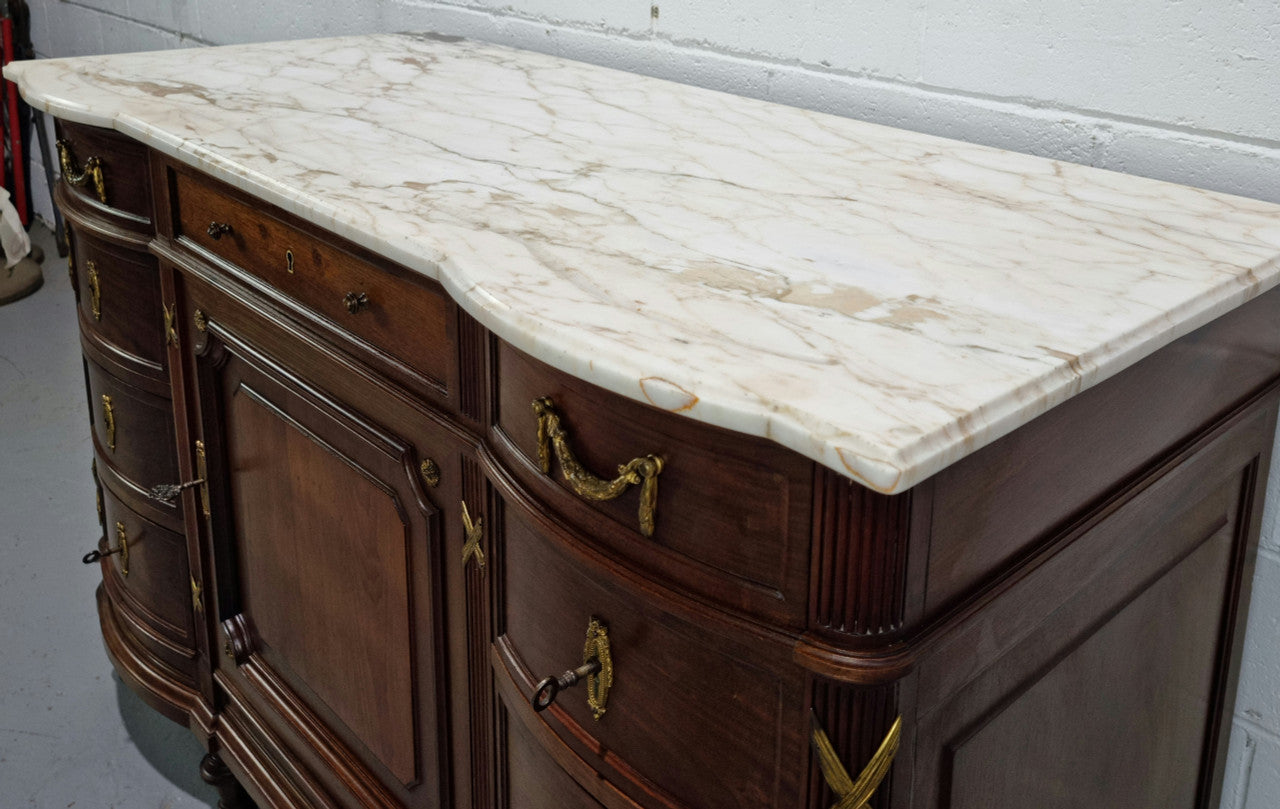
[8,34,1280,493]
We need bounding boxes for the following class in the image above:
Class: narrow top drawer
[494,343,814,626]
[170,168,454,392]
[57,121,152,223]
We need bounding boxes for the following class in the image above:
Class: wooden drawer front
[171,169,453,387]
[72,228,166,375]
[85,359,179,494]
[96,482,194,658]
[494,342,812,625]
[57,120,152,221]
[495,502,806,809]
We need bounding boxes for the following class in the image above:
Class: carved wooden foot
[199,752,252,809]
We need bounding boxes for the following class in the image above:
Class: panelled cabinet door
[185,297,451,809]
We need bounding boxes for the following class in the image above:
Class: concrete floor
[0,223,220,808]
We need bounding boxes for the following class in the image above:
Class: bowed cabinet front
[49,119,1279,809]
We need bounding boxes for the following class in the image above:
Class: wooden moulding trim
[476,441,800,669]
[220,659,406,809]
[94,447,185,535]
[795,378,1280,685]
[97,583,204,727]
[78,315,171,396]
[491,645,655,809]
[55,182,153,246]
[810,472,911,636]
[100,566,194,655]
[214,696,344,809]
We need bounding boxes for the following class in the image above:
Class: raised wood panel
[947,528,1232,809]
[908,398,1275,809]
[924,285,1280,621]
[182,296,454,808]
[224,384,418,786]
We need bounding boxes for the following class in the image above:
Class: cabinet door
[185,290,452,809]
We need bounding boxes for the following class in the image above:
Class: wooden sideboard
[57,113,1279,809]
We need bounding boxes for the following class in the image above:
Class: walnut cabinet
[57,119,1280,809]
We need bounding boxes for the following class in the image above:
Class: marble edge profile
[8,57,1279,495]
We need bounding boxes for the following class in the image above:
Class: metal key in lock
[83,521,130,575]
[532,658,603,712]
[530,617,614,719]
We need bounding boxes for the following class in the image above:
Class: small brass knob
[343,291,369,314]
[206,221,232,240]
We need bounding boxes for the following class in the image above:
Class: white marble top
[9,34,1280,493]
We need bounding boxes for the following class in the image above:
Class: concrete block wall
[21,1,1280,806]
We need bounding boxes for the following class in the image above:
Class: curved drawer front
[85,358,179,494]
[71,227,167,377]
[56,120,153,222]
[170,167,454,391]
[96,480,196,672]
[494,498,807,809]
[494,342,813,625]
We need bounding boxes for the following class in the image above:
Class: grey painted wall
[22,2,1280,806]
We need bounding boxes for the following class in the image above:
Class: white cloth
[0,189,30,269]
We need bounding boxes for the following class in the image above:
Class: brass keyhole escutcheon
[101,394,116,451]
[81,521,129,576]
[285,248,294,273]
[583,617,613,720]
[86,260,101,321]
[531,617,614,720]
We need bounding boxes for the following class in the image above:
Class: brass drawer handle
[82,521,129,576]
[532,397,664,536]
[86,260,101,320]
[811,714,901,809]
[206,221,232,240]
[56,139,107,204]
[532,617,613,720]
[101,394,116,451]
[343,291,369,314]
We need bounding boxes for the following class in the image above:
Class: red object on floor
[2,14,26,225]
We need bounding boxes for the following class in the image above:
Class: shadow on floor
[114,674,223,806]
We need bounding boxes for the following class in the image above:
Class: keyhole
[285,248,295,273]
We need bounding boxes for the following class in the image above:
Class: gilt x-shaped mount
[811,714,902,809]
[461,500,486,570]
